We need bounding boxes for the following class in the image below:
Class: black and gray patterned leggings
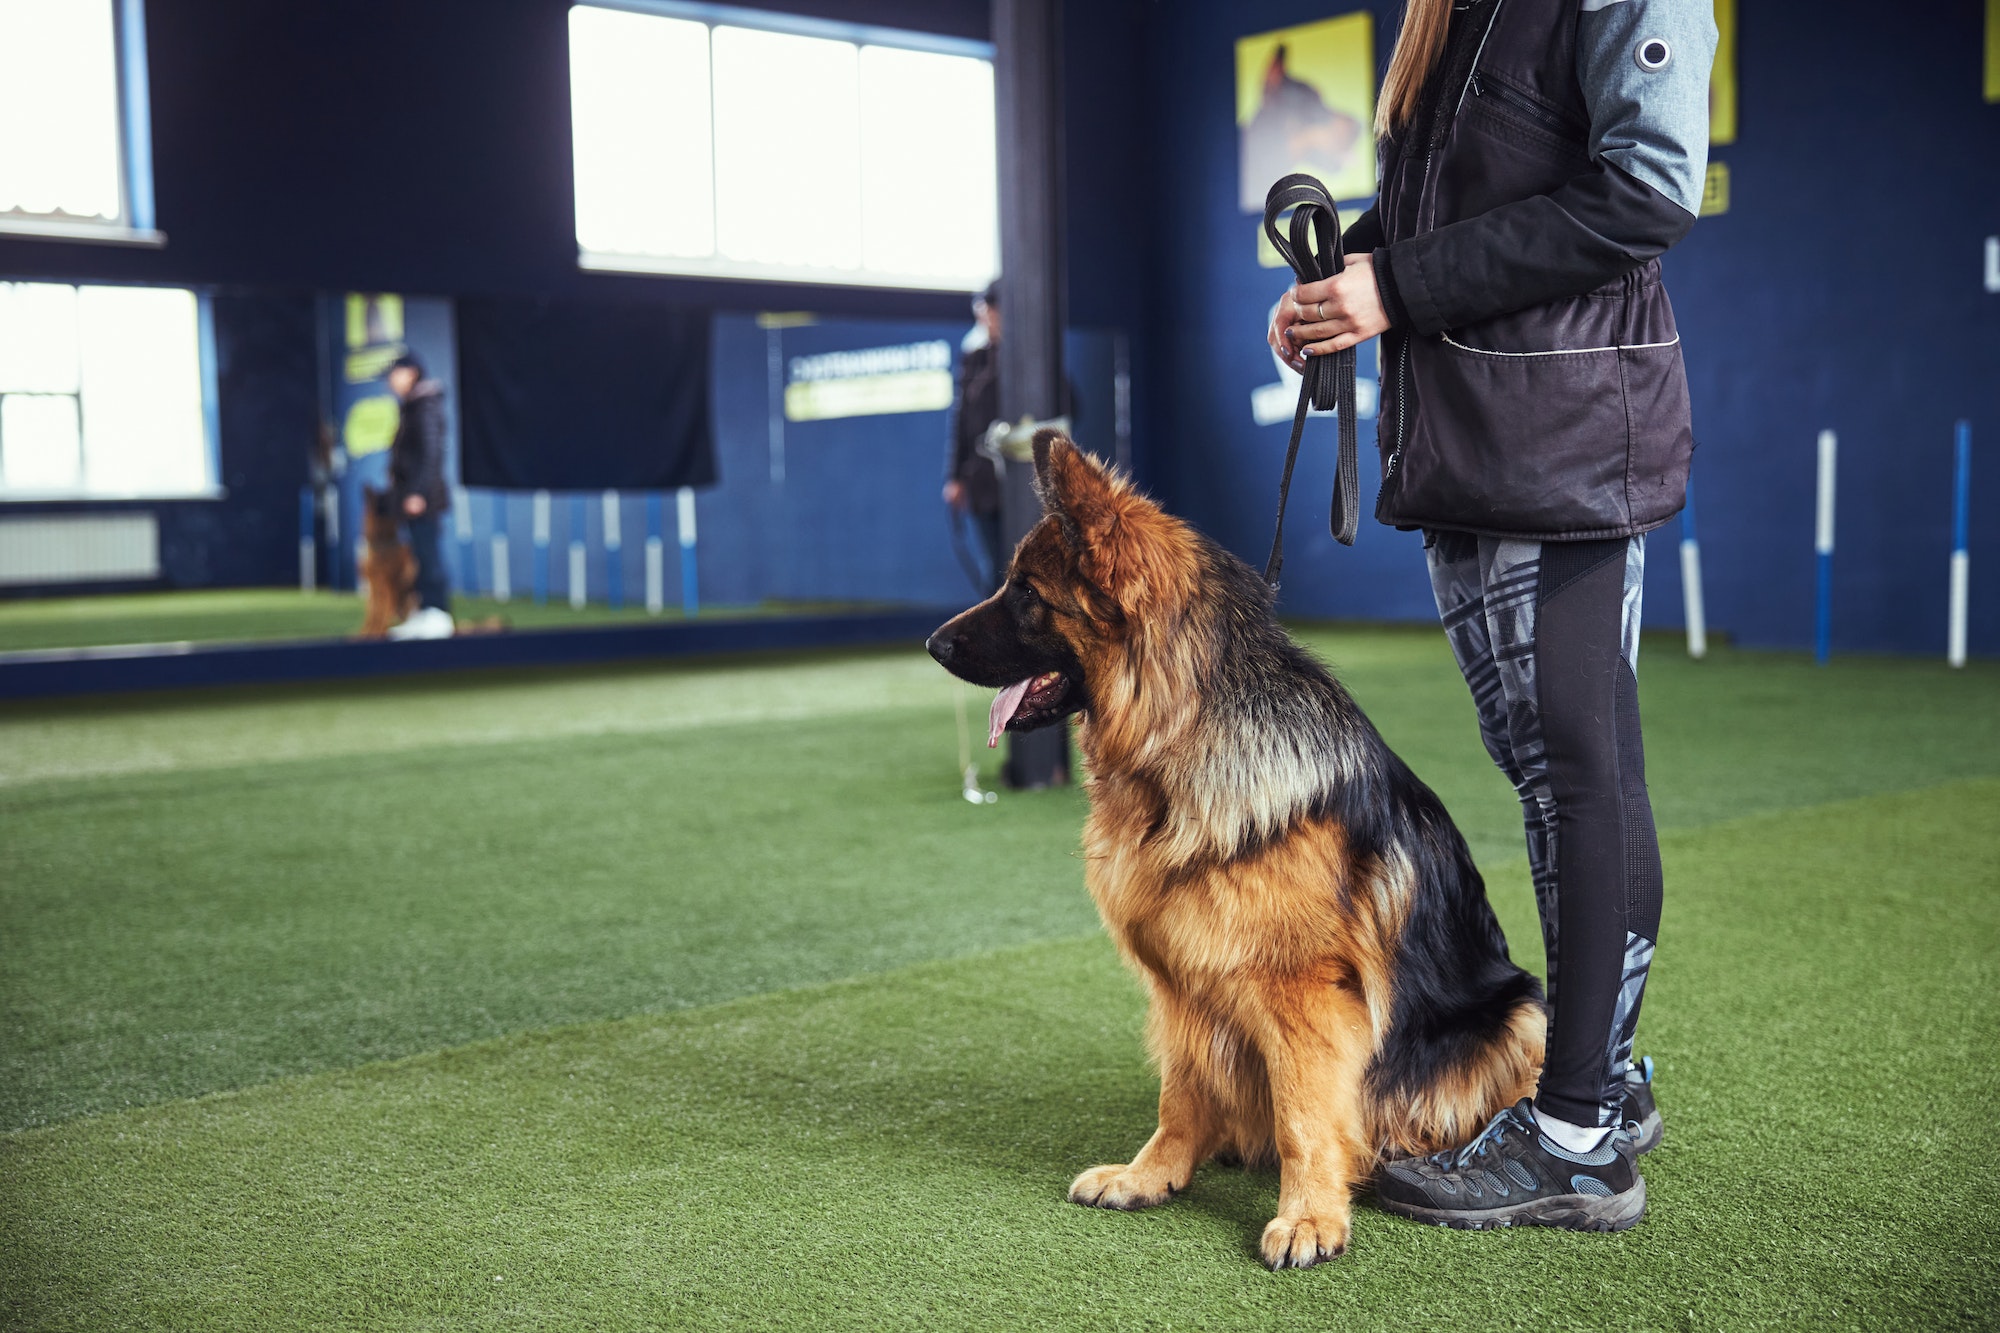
[1426,530,1663,1128]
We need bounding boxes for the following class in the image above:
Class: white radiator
[0,513,161,586]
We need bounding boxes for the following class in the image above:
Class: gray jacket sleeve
[1374,0,1717,334]
[1578,0,1718,217]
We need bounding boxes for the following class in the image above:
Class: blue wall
[704,315,984,610]
[350,313,1123,614]
[4,0,1993,655]
[1141,0,2000,656]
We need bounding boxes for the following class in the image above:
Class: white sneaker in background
[385,606,455,641]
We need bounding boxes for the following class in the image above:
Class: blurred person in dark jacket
[385,353,454,639]
[944,282,1005,592]
[944,283,1078,594]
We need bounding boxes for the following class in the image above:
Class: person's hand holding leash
[1268,253,1388,372]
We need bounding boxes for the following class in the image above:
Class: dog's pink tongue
[988,678,1034,748]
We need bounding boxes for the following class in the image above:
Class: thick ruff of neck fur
[1082,606,1369,870]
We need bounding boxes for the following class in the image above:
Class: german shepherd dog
[926,433,1546,1268]
[357,485,418,639]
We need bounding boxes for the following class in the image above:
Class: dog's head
[927,431,1197,742]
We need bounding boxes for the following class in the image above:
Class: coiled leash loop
[1261,173,1360,589]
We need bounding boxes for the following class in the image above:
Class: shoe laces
[1429,1104,1531,1173]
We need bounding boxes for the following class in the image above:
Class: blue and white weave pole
[531,489,551,605]
[490,492,512,603]
[568,493,588,610]
[1679,478,1706,659]
[676,486,699,616]
[297,485,316,592]
[644,493,665,615]
[602,489,624,610]
[453,486,473,596]
[1949,420,1972,668]
[1814,430,1837,666]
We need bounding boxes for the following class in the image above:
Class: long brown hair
[1376,0,1452,136]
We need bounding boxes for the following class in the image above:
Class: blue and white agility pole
[531,489,551,605]
[602,490,624,610]
[453,486,474,597]
[490,492,512,603]
[1679,478,1706,659]
[1815,430,1837,666]
[676,486,699,616]
[644,493,665,615]
[1949,420,1971,668]
[568,494,588,610]
[297,486,315,592]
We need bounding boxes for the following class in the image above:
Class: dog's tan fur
[356,488,417,639]
[1010,439,1544,1267]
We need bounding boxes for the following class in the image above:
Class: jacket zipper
[1394,0,1503,487]
[1385,335,1412,481]
[1470,71,1586,140]
[1418,0,1505,241]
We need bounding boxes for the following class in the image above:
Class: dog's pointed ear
[1034,431,1122,541]
[1032,431,1151,620]
[1032,428,1088,552]
[1031,428,1059,495]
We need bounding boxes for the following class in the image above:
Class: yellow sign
[785,371,953,422]
[343,293,407,386]
[344,345,402,383]
[1237,12,1376,213]
[1987,0,1999,102]
[343,394,399,457]
[1710,0,1738,144]
[345,293,403,349]
[1699,162,1730,216]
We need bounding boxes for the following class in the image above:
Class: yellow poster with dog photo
[1237,12,1376,214]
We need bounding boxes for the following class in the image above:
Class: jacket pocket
[1396,336,1637,535]
[1619,338,1695,530]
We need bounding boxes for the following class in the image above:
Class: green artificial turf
[3,783,1995,1331]
[0,588,875,653]
[3,628,1998,1328]
[4,631,1996,1132]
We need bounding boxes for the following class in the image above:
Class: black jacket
[1355,0,1703,540]
[947,344,1003,515]
[389,380,451,513]
[947,344,1080,516]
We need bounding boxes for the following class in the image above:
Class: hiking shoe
[1621,1056,1663,1156]
[387,606,455,641]
[1374,1100,1646,1232]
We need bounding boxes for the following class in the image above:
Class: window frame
[0,280,222,504]
[570,0,997,293]
[0,0,164,249]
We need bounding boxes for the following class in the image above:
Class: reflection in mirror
[0,293,1128,665]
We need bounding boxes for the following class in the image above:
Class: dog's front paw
[1068,1163,1178,1211]
[1260,1213,1349,1269]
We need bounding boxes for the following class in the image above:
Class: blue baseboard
[0,608,956,701]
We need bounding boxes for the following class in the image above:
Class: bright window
[569,2,997,291]
[0,283,213,499]
[0,0,158,243]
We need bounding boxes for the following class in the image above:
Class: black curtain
[458,297,715,490]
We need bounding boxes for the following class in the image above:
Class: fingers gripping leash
[1262,174,1361,587]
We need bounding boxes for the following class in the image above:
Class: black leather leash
[1261,173,1360,589]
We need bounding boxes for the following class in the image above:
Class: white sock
[1533,1105,1611,1154]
